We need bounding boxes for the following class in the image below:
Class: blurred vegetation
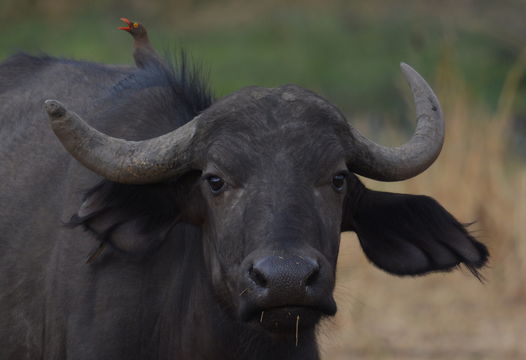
[1,1,525,359]
[1,0,526,155]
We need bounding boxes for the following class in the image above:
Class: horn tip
[399,62,431,93]
[400,62,417,76]
[44,100,66,118]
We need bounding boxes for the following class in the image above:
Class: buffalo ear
[68,182,176,262]
[68,172,202,262]
[342,176,489,277]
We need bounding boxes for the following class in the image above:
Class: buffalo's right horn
[44,100,199,184]
[346,63,445,181]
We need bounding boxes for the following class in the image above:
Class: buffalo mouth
[242,304,336,333]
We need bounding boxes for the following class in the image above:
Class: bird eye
[332,172,347,192]
[206,175,225,194]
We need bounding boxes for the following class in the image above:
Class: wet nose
[249,255,320,296]
[239,253,337,321]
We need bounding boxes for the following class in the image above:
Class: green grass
[1,8,522,121]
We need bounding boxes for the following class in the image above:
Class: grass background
[1,0,525,358]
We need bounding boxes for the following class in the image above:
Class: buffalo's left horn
[347,63,444,181]
[44,100,199,184]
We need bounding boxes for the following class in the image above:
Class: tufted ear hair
[342,175,489,277]
[68,172,202,263]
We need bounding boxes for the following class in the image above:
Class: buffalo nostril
[249,256,321,291]
[305,265,320,287]
[249,265,268,288]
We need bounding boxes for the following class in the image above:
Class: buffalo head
[44,64,487,336]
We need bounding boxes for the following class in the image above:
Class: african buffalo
[0,47,488,360]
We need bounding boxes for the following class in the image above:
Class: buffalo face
[192,86,348,331]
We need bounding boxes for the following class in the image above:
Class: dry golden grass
[319,51,526,359]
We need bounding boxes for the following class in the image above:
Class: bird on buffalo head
[119,17,164,69]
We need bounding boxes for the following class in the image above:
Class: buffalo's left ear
[342,175,489,277]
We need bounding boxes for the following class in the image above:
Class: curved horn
[347,63,444,181]
[44,100,198,184]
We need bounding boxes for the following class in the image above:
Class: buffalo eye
[332,172,347,192]
[206,175,225,194]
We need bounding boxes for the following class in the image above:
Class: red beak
[118,17,132,32]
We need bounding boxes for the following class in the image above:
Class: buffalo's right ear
[342,175,489,277]
[67,171,203,262]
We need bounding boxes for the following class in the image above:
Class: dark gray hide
[0,53,488,360]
